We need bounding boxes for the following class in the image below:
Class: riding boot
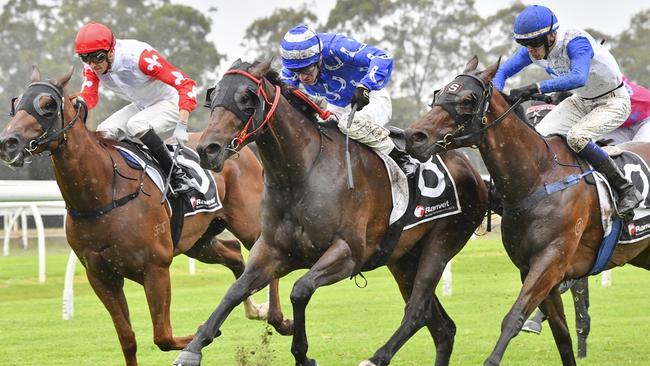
[578,141,643,219]
[140,129,193,196]
[389,147,417,179]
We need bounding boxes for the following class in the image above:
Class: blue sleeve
[280,67,300,88]
[539,37,593,93]
[333,36,393,90]
[493,47,532,91]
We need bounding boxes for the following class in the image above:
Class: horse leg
[267,278,294,335]
[173,241,280,366]
[291,237,357,366]
[185,237,269,321]
[538,287,576,364]
[85,270,137,366]
[570,277,590,358]
[363,237,459,366]
[484,246,575,366]
[142,264,194,351]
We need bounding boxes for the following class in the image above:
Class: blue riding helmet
[513,5,559,45]
[280,24,322,70]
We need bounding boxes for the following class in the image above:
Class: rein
[222,69,282,150]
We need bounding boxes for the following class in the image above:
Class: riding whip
[345,105,356,189]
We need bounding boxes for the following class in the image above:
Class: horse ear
[30,65,41,82]
[54,66,75,89]
[463,56,479,73]
[249,59,272,78]
[230,58,242,69]
[481,56,502,83]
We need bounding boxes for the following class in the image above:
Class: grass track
[0,233,648,365]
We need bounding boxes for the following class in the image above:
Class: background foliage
[1,0,649,179]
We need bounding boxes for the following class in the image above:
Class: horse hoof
[277,319,294,336]
[521,319,542,335]
[359,360,378,366]
[173,350,202,366]
[245,300,270,320]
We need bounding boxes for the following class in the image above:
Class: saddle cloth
[596,148,650,244]
[378,152,462,230]
[115,144,223,217]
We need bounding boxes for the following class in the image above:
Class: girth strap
[503,170,594,213]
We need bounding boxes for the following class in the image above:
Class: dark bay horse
[0,67,290,366]
[172,60,488,366]
[405,56,650,366]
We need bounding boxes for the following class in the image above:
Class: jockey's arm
[538,37,593,93]
[137,49,198,117]
[79,64,100,109]
[493,47,532,91]
[338,37,393,91]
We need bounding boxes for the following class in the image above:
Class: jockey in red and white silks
[79,38,197,142]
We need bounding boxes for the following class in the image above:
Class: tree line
[1,0,648,179]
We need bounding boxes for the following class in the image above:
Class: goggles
[79,50,108,64]
[516,36,547,48]
[289,63,319,75]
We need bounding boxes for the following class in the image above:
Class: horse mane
[497,90,539,133]
[263,69,320,124]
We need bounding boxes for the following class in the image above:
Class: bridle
[432,73,524,150]
[205,68,281,151]
[9,81,83,156]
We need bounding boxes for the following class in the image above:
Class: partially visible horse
[0,66,290,366]
[172,60,488,366]
[405,56,650,366]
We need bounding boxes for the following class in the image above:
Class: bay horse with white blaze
[172,60,488,366]
[0,66,291,366]
[405,56,650,366]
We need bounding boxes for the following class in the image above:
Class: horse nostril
[411,131,429,144]
[204,143,222,157]
[2,136,20,153]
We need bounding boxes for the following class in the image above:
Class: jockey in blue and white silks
[493,5,641,218]
[279,24,401,161]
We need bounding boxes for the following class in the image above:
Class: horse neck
[255,96,323,188]
[479,101,556,202]
[51,108,115,209]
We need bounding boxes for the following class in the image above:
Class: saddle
[114,140,222,246]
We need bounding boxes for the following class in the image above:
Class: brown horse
[0,67,291,366]
[172,60,488,366]
[405,56,650,366]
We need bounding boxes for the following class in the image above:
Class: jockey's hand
[509,83,540,101]
[351,85,370,111]
[173,121,189,145]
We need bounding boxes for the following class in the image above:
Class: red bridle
[223,69,281,149]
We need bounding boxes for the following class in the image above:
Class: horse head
[405,56,502,161]
[197,59,277,172]
[0,66,78,167]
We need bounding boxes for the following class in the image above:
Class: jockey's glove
[351,85,370,111]
[173,121,189,145]
[509,83,540,101]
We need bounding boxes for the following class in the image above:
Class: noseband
[10,81,82,155]
[432,73,523,150]
[206,68,281,151]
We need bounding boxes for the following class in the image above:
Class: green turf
[0,233,648,365]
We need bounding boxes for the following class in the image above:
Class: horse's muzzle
[0,134,25,167]
[404,128,436,163]
[197,141,227,172]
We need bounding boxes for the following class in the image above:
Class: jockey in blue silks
[280,24,415,177]
[493,5,642,218]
